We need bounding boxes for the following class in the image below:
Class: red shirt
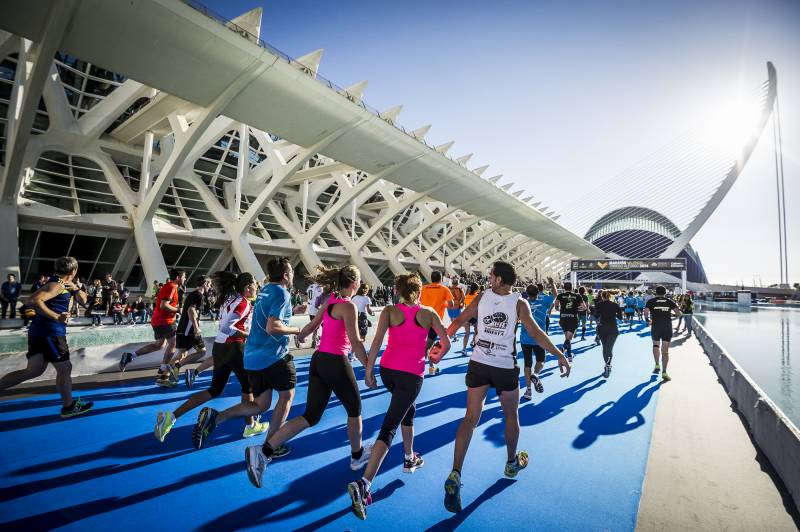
[152,281,179,326]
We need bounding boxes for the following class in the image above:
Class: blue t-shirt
[244,283,292,370]
[520,294,554,346]
[624,296,637,314]
[28,276,71,338]
[635,296,644,309]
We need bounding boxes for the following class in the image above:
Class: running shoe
[530,374,544,394]
[60,397,93,418]
[522,387,532,401]
[271,444,292,458]
[347,479,372,520]
[661,372,671,382]
[428,365,438,376]
[347,353,355,363]
[245,445,270,488]
[504,450,529,478]
[155,374,177,388]
[119,351,134,371]
[652,364,661,374]
[567,354,574,363]
[602,364,611,379]
[350,443,373,471]
[243,416,269,438]
[154,411,176,442]
[185,367,196,388]
[192,407,219,449]
[168,363,179,382]
[444,470,462,513]
[403,453,424,473]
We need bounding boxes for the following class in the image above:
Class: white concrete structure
[0,1,602,289]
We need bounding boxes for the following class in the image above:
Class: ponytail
[212,271,254,302]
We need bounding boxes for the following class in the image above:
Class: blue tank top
[28,275,72,338]
[520,294,554,346]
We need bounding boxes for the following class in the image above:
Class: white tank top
[472,289,520,369]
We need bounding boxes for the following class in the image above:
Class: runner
[443,261,570,513]
[119,269,186,384]
[643,285,682,382]
[586,288,596,328]
[623,290,637,328]
[679,294,694,336]
[346,273,450,520]
[519,277,558,399]
[303,280,324,348]
[420,271,454,375]
[594,290,623,378]
[0,257,93,417]
[186,258,303,457]
[447,278,465,340]
[152,271,268,445]
[351,284,374,362]
[167,276,211,388]
[244,264,373,488]
[460,282,479,355]
[553,281,585,362]
[577,286,589,341]
[635,291,645,322]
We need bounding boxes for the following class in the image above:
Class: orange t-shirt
[464,292,478,308]
[420,283,454,319]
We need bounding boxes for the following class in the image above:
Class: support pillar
[132,221,169,288]
[0,200,20,278]
[230,232,266,281]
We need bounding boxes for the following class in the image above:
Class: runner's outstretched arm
[518,300,570,378]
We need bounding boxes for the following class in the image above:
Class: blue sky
[208,0,798,285]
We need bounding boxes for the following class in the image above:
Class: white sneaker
[523,387,532,400]
[245,445,270,488]
[350,442,373,471]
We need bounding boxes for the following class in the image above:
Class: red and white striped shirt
[215,294,252,344]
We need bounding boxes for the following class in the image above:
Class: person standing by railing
[1,273,21,320]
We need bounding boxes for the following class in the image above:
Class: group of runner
[0,255,686,519]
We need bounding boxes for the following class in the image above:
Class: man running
[0,257,93,417]
[420,271,454,375]
[577,286,589,340]
[519,277,558,400]
[443,262,570,513]
[623,290,637,328]
[447,278,465,340]
[553,281,585,362]
[169,276,211,388]
[643,285,681,382]
[119,269,186,384]
[304,281,323,348]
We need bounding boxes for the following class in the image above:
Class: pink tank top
[318,295,351,356]
[380,304,429,377]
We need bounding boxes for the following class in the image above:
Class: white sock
[405,452,414,460]
[361,477,372,491]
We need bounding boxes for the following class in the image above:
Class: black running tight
[597,325,618,365]
[376,367,423,447]
[302,351,362,426]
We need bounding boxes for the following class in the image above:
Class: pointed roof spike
[532,201,542,207]
[412,124,431,139]
[501,183,514,191]
[455,153,473,165]
[551,214,561,221]
[522,196,533,202]
[472,165,489,176]
[488,174,502,184]
[296,48,324,77]
[344,80,368,100]
[381,105,403,122]
[435,141,455,154]
[512,190,523,197]
[229,7,263,39]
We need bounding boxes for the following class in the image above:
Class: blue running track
[0,320,661,530]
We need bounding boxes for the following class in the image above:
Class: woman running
[153,271,267,446]
[594,290,623,378]
[244,265,372,488]
[460,282,479,354]
[346,273,450,520]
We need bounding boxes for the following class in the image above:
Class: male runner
[643,285,681,382]
[447,278,465,340]
[553,282,585,362]
[303,281,323,348]
[520,277,557,399]
[119,269,186,384]
[169,276,211,387]
[577,286,589,340]
[623,290,637,327]
[0,257,93,417]
[443,262,570,513]
[420,271,454,375]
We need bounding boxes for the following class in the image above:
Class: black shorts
[152,323,176,340]
[578,313,587,325]
[176,333,205,351]
[209,342,252,396]
[27,336,70,363]
[469,317,477,326]
[559,316,578,333]
[521,343,545,367]
[357,312,370,339]
[248,355,297,395]
[625,312,635,319]
[465,359,519,393]
[651,321,673,343]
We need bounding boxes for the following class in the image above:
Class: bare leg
[362,440,389,482]
[347,415,363,453]
[52,360,74,407]
[195,356,214,375]
[135,339,165,357]
[160,336,177,365]
[499,388,521,461]
[266,415,310,449]
[173,390,212,419]
[452,385,489,473]
[267,389,294,440]
[0,354,47,391]
[462,324,470,352]
[533,360,544,376]
[242,393,256,426]
[652,344,660,366]
[661,341,670,373]
[217,391,272,425]
[523,365,532,388]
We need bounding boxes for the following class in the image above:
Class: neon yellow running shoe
[154,411,176,442]
[661,372,671,382]
[504,450,529,478]
[243,416,269,438]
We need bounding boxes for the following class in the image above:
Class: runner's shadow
[572,376,660,449]
[425,478,516,531]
